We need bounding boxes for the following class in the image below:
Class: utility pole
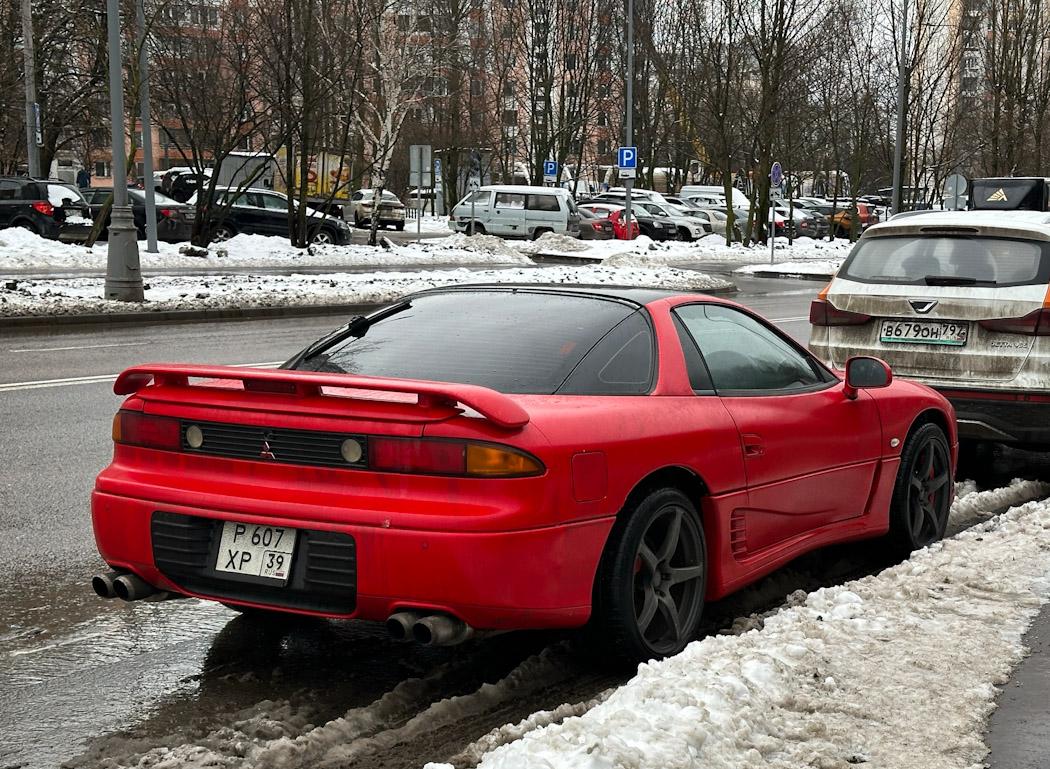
[104,0,144,302]
[137,0,158,252]
[21,0,40,177]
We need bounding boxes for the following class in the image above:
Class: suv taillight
[32,201,54,216]
[978,308,1050,336]
[809,298,872,326]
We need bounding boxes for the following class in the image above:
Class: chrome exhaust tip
[412,614,478,647]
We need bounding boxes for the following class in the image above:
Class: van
[449,185,581,239]
[680,185,750,208]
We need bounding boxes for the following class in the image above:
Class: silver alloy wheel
[311,229,336,244]
[628,498,706,657]
[213,225,235,242]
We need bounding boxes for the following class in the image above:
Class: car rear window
[839,235,1050,286]
[297,291,653,394]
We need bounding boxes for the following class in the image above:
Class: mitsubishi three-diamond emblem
[909,299,938,314]
[260,439,276,460]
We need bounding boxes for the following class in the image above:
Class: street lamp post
[104,0,144,302]
[891,0,908,217]
[624,0,633,237]
[21,0,40,178]
[137,0,158,252]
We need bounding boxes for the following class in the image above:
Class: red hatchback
[91,286,956,663]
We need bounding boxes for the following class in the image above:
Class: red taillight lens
[978,308,1050,336]
[369,437,544,477]
[112,411,182,450]
[32,201,54,216]
[158,208,177,218]
[809,299,872,326]
[592,221,603,231]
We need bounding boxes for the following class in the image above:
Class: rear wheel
[395,221,405,231]
[311,228,336,244]
[532,227,551,240]
[14,219,39,235]
[467,223,486,235]
[594,488,707,664]
[678,227,693,241]
[886,423,951,556]
[213,224,236,243]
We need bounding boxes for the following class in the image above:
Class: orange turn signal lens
[466,443,544,477]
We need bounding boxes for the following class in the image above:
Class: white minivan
[449,185,581,239]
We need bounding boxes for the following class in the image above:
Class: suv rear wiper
[922,275,988,286]
[281,300,412,369]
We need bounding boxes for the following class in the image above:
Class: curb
[0,303,374,331]
[741,270,833,282]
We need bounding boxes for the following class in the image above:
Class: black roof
[407,283,698,307]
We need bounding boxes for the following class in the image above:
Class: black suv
[0,177,93,241]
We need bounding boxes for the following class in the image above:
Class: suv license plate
[880,320,968,345]
[216,521,296,583]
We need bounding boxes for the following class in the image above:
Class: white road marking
[0,362,283,392]
[8,341,152,353]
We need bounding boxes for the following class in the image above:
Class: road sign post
[543,160,558,185]
[770,161,782,263]
[618,147,638,239]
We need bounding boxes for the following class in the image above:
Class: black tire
[678,227,693,242]
[14,219,39,235]
[886,423,952,555]
[467,223,485,236]
[311,228,336,244]
[593,487,707,664]
[395,221,405,231]
[213,224,236,243]
[532,227,551,241]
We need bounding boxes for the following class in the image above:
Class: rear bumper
[91,489,610,629]
[938,389,1050,446]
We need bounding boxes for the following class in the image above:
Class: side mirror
[843,356,893,400]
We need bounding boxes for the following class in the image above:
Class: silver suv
[809,210,1050,448]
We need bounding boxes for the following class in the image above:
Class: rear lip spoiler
[113,364,530,430]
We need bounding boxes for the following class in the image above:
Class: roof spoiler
[113,364,530,430]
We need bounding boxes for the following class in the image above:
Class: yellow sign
[987,188,1008,202]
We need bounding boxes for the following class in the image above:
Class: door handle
[742,434,764,457]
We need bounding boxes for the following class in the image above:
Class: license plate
[215,521,296,583]
[880,319,968,345]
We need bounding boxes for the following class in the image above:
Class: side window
[674,304,825,393]
[558,311,654,395]
[527,194,560,212]
[260,194,287,211]
[672,316,714,394]
[0,180,21,200]
[352,192,363,201]
[495,192,525,209]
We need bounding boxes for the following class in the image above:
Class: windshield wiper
[281,300,412,369]
[922,275,989,286]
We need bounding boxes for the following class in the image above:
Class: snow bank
[427,481,1050,769]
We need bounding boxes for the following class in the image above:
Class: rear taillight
[809,298,872,326]
[369,437,544,477]
[978,308,1050,336]
[112,411,181,451]
[32,201,54,216]
[158,208,177,218]
[592,221,603,231]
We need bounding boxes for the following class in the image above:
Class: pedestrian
[76,167,91,189]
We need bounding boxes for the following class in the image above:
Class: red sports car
[91,285,957,663]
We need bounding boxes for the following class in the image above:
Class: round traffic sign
[770,161,783,188]
[944,173,967,196]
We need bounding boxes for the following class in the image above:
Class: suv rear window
[296,291,653,394]
[839,235,1050,286]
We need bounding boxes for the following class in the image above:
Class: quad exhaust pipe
[386,610,490,647]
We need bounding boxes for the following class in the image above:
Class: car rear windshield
[839,234,1050,286]
[296,291,654,394]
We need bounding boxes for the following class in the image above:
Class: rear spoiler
[113,364,530,430]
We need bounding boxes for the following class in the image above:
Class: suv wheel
[213,224,236,242]
[311,229,336,244]
[14,219,40,235]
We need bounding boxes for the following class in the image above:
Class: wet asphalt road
[2,270,1048,769]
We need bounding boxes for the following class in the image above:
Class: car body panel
[92,287,956,633]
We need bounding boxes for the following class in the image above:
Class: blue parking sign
[618,147,637,168]
[543,160,558,177]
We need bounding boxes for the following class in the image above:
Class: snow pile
[516,232,592,255]
[0,264,732,317]
[425,485,1050,769]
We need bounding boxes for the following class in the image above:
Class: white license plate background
[880,319,968,345]
[216,521,296,582]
